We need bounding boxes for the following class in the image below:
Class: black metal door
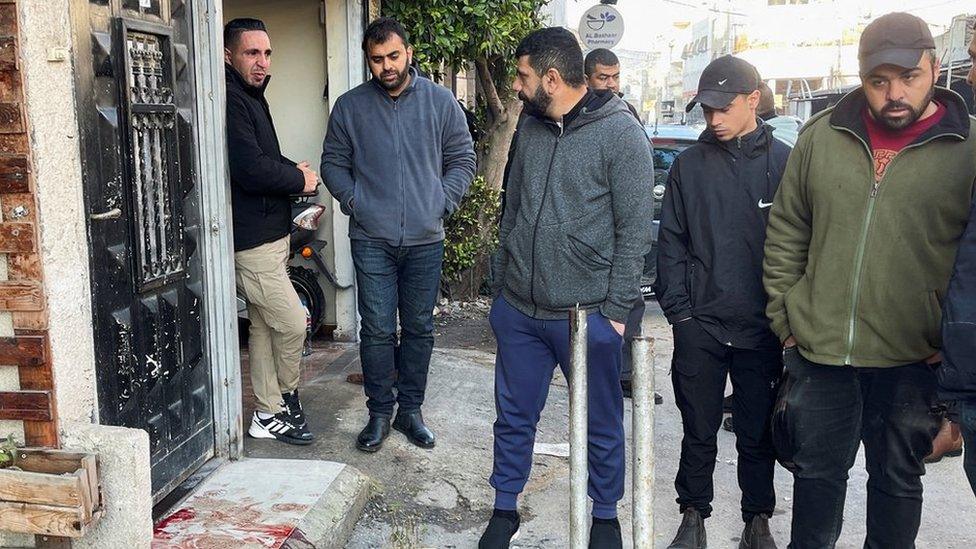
[72,0,213,501]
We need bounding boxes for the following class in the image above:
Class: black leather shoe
[392,411,436,449]
[356,416,390,453]
[739,514,777,549]
[667,509,706,549]
[588,517,622,548]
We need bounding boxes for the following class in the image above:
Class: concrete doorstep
[152,459,371,549]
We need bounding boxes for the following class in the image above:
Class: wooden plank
[13,312,48,332]
[0,102,23,133]
[22,421,58,448]
[0,36,14,72]
[0,70,22,104]
[0,194,36,223]
[0,334,45,366]
[0,502,84,538]
[0,4,16,36]
[7,252,41,281]
[0,222,34,252]
[0,390,51,420]
[0,132,27,154]
[12,449,90,476]
[17,357,52,389]
[0,153,27,192]
[0,280,43,311]
[34,536,72,549]
[0,469,82,508]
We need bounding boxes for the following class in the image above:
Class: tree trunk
[479,96,522,190]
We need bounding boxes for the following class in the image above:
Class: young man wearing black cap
[764,12,976,548]
[655,54,789,549]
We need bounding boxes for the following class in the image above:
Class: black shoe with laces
[281,389,309,430]
[589,517,622,548]
[478,509,520,548]
[248,411,313,445]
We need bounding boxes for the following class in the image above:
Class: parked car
[641,124,701,298]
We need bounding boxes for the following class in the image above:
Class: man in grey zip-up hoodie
[479,28,653,549]
[321,18,475,453]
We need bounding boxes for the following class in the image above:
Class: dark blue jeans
[961,400,976,496]
[351,240,443,418]
[777,351,941,549]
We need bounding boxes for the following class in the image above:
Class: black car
[641,124,701,298]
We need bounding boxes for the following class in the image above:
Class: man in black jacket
[654,56,789,549]
[225,18,318,445]
[940,21,976,495]
[584,48,662,405]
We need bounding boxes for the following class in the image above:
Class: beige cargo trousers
[234,235,306,414]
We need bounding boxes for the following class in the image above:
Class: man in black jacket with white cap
[655,55,789,549]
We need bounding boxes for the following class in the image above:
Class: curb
[283,464,373,549]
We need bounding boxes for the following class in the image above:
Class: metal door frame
[189,0,242,460]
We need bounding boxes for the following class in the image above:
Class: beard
[377,65,410,91]
[518,85,552,118]
[870,85,935,131]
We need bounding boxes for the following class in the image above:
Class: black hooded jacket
[654,122,791,349]
[225,65,305,251]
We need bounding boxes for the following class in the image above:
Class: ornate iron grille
[122,30,185,288]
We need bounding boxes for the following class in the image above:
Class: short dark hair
[362,17,409,52]
[224,18,267,50]
[515,27,586,87]
[758,82,775,116]
[584,48,620,76]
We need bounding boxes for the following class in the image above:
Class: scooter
[237,190,349,355]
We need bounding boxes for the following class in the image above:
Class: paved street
[244,302,976,548]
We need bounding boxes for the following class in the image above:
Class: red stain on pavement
[153,508,197,539]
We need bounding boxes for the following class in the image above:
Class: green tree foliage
[383,1,545,151]
[442,176,500,283]
[383,1,547,297]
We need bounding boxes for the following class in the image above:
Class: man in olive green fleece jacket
[762,12,976,549]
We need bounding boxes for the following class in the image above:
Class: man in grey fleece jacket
[479,28,654,549]
[321,18,475,454]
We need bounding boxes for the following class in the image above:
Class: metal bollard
[569,306,589,549]
[568,309,655,548]
[631,336,656,548]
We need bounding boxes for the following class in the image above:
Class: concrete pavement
[244,302,976,548]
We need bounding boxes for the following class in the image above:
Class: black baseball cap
[859,12,935,75]
[686,55,761,113]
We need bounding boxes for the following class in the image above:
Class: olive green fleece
[763,87,976,367]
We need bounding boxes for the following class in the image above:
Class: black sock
[493,508,519,520]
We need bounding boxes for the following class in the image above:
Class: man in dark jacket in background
[940,19,976,495]
[479,28,653,549]
[225,18,318,446]
[584,47,661,404]
[654,55,789,549]
[584,48,642,121]
[322,18,476,454]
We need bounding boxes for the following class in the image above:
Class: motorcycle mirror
[294,204,327,231]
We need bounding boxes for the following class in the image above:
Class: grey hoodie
[321,68,476,246]
[493,93,655,323]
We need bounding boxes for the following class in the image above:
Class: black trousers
[777,350,941,549]
[671,318,782,522]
